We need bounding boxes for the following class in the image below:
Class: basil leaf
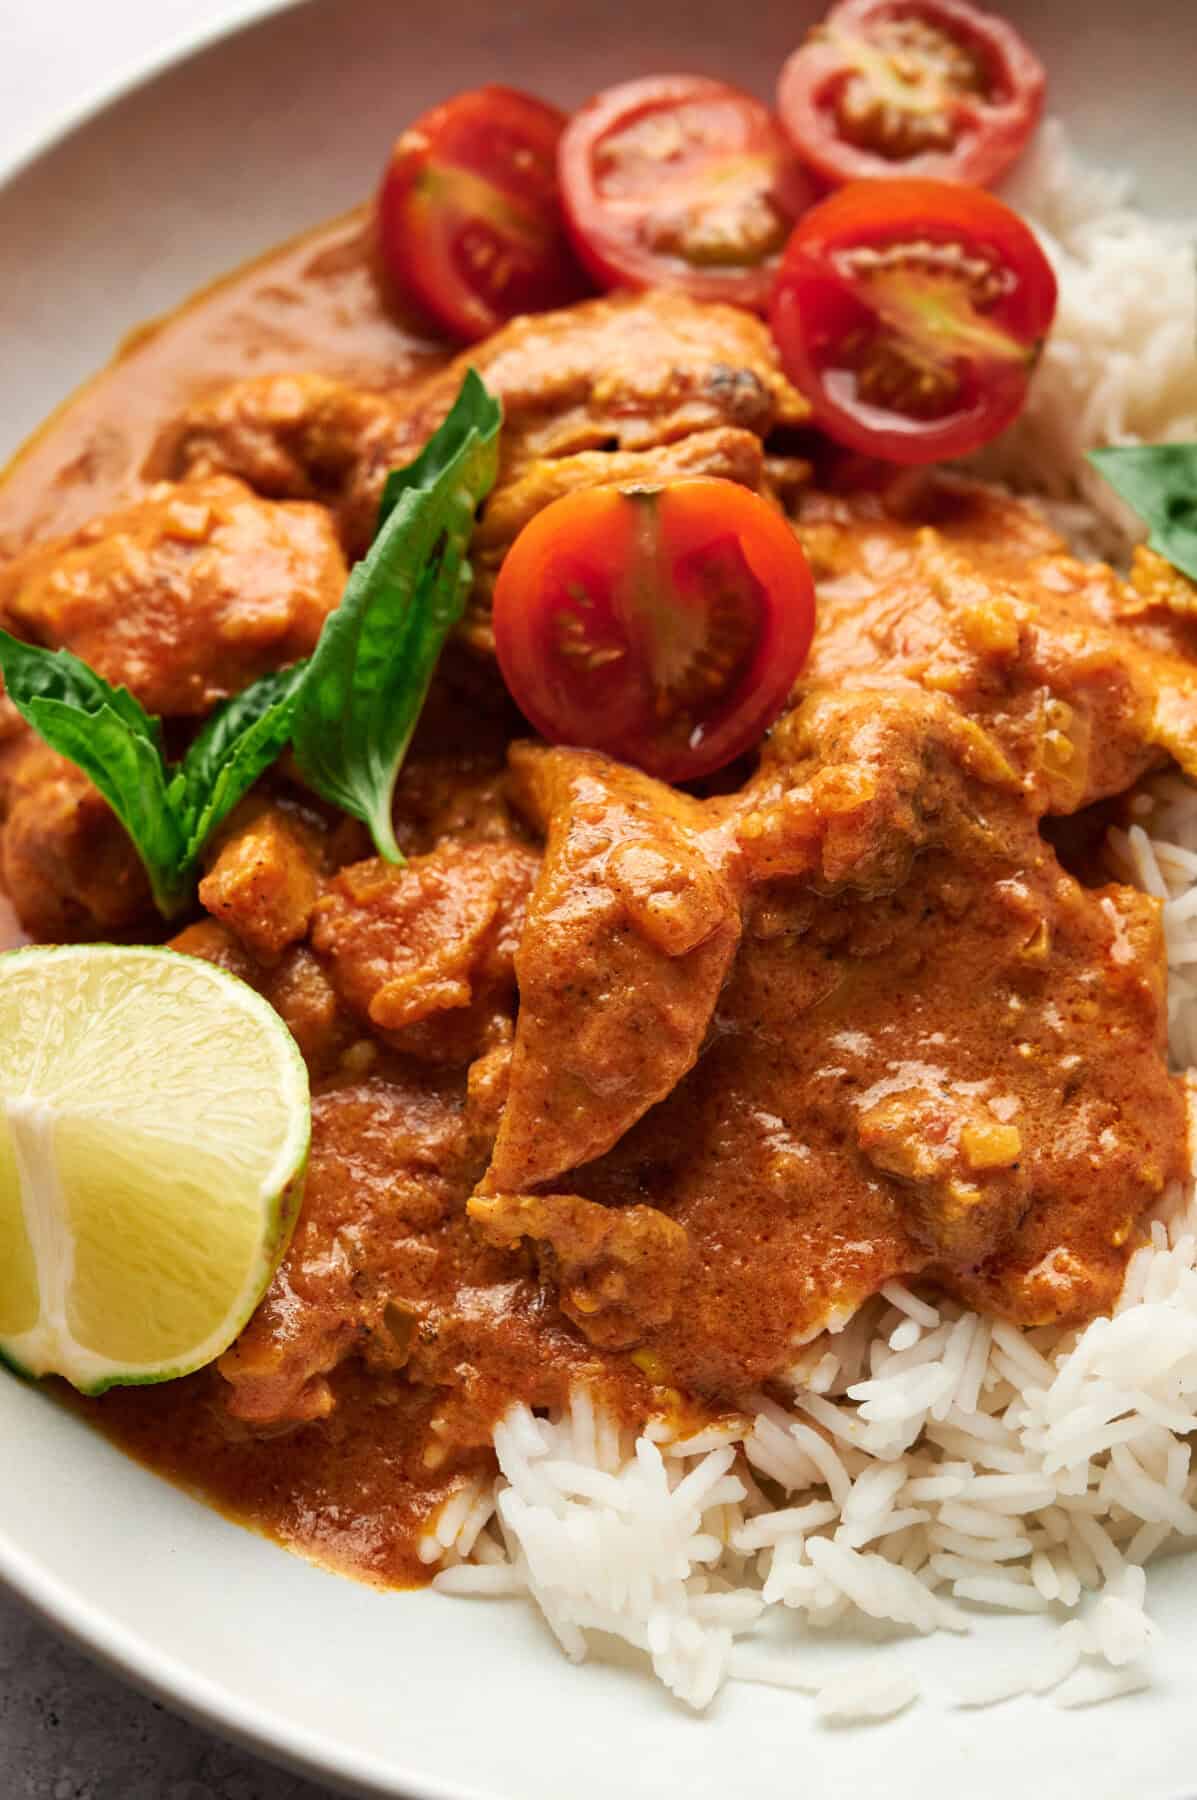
[168,660,309,868]
[0,630,186,915]
[1088,444,1197,583]
[291,369,502,861]
[0,632,309,918]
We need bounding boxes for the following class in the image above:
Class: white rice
[430,124,1197,1722]
[973,115,1197,558]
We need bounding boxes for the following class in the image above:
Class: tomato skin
[777,0,1045,189]
[558,75,814,313]
[492,480,816,782]
[377,85,589,343]
[769,177,1057,464]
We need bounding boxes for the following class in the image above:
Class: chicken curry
[0,206,1192,1588]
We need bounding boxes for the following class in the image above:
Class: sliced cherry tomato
[557,75,814,312]
[492,479,815,782]
[777,0,1045,188]
[769,178,1057,464]
[377,85,589,343]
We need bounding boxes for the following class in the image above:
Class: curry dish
[1,205,1192,1588]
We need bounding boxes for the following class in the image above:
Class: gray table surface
[0,10,349,1795]
[0,1589,341,1799]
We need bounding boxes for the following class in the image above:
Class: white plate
[3,3,1197,1795]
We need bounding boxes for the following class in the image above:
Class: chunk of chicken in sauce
[484,743,742,1191]
[198,798,328,964]
[0,475,347,939]
[0,474,345,717]
[311,838,540,1065]
[795,480,1197,811]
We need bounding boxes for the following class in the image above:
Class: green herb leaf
[0,629,309,918]
[1088,444,1197,583]
[0,630,187,914]
[290,368,502,860]
[168,661,309,868]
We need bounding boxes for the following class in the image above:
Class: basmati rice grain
[433,1563,526,1597]
[815,1661,919,1722]
[951,1577,1051,1613]
[727,1646,821,1692]
[732,1501,840,1552]
[1050,1553,1083,1610]
[1053,1666,1152,1709]
[1031,1550,1061,1602]
[879,1283,941,1328]
[949,1663,1032,1708]
[1094,1593,1155,1668]
[1028,1623,1086,1695]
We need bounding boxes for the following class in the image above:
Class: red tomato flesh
[492,479,816,781]
[558,75,814,312]
[769,177,1057,463]
[377,85,589,343]
[777,0,1045,189]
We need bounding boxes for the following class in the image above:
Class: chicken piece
[419,288,807,465]
[469,1190,690,1350]
[733,683,1024,893]
[0,475,346,717]
[794,479,1197,815]
[169,374,403,560]
[199,802,325,963]
[945,879,1183,1321]
[0,728,148,938]
[472,427,765,560]
[0,475,344,939]
[311,838,539,1064]
[170,293,807,644]
[482,743,742,1194]
[856,1083,1029,1266]
[169,916,259,983]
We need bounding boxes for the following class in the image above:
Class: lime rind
[0,943,310,1393]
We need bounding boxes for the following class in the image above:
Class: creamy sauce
[0,210,448,554]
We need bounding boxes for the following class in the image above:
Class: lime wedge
[0,944,309,1393]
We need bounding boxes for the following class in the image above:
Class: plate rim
[0,0,302,195]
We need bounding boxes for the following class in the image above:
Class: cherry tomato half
[492,479,816,782]
[769,178,1057,464]
[777,0,1045,189]
[377,85,590,343]
[557,75,814,313]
